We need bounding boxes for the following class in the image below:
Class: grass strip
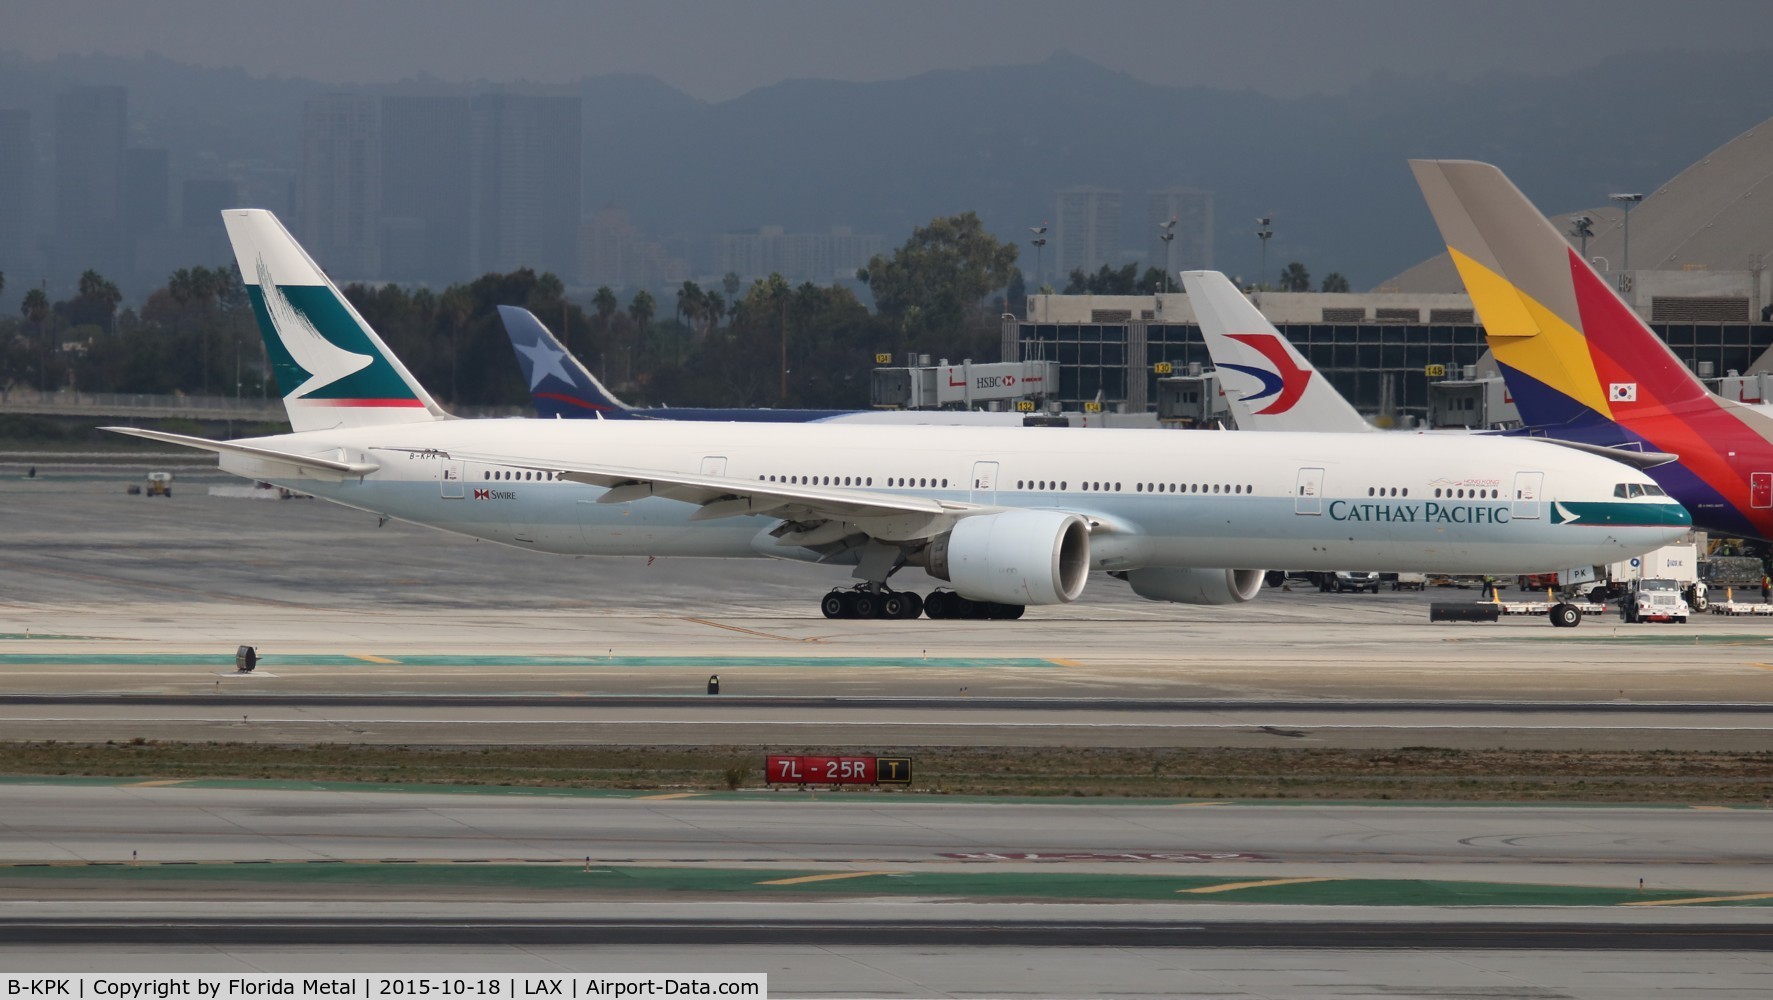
[0,742,1769,803]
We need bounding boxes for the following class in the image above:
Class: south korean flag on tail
[1609,382,1638,403]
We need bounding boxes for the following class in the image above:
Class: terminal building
[994,118,1773,427]
[1006,286,1772,427]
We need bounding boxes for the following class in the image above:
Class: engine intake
[926,510,1090,605]
[1119,567,1265,605]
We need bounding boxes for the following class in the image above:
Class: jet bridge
[870,358,1059,410]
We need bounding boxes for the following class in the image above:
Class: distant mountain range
[3,47,1771,290]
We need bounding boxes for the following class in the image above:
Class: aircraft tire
[853,593,878,619]
[881,593,906,619]
[923,592,951,619]
[955,597,978,619]
[904,592,925,619]
[1550,603,1581,628]
[820,592,846,619]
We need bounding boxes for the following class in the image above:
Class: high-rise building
[469,93,581,279]
[178,178,241,263]
[578,206,688,289]
[299,94,381,279]
[181,178,240,231]
[123,147,170,239]
[1053,188,1121,283]
[380,95,472,283]
[0,110,33,289]
[54,85,128,287]
[1148,188,1214,277]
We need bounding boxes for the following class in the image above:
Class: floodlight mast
[1255,216,1274,304]
[1609,193,1643,279]
[1159,216,1177,294]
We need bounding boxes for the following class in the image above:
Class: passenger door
[1751,472,1772,509]
[1511,471,1544,519]
[970,461,999,505]
[701,456,728,478]
[1295,467,1324,515]
[437,457,464,499]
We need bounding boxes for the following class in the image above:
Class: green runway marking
[1,861,1767,907]
[0,653,1057,668]
[0,634,111,641]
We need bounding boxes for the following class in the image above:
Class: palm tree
[704,290,725,331]
[21,287,50,391]
[592,286,618,330]
[440,287,473,404]
[1320,272,1350,293]
[1279,261,1312,293]
[677,280,706,332]
[628,289,655,345]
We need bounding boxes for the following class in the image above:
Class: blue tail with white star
[496,305,633,418]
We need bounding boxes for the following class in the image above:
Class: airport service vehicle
[144,471,172,497]
[104,210,1690,621]
[1329,571,1381,593]
[1620,578,1688,624]
[498,305,1021,427]
[1411,158,1773,543]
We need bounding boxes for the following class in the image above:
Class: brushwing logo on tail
[255,255,371,399]
[1219,333,1313,414]
[246,254,423,406]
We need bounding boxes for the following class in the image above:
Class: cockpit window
[1615,483,1665,498]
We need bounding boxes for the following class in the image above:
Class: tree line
[0,216,1352,412]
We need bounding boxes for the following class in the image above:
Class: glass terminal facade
[1010,319,1773,421]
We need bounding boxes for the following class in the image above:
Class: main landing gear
[818,586,1025,620]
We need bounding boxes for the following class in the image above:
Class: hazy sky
[9,0,1771,101]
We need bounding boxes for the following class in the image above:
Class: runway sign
[766,755,913,785]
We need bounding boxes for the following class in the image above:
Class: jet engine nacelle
[926,510,1090,605]
[1119,567,1265,605]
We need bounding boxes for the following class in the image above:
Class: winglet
[496,305,632,418]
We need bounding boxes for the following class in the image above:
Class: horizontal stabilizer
[101,427,380,476]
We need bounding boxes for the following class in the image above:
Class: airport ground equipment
[145,471,172,497]
[1619,578,1689,624]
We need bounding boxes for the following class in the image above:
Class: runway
[6,470,1773,995]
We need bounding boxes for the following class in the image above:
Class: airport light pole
[1255,217,1273,305]
[1159,216,1177,294]
[1028,224,1048,289]
[1568,215,1594,259]
[1610,192,1643,279]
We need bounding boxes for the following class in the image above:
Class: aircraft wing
[436,450,993,543]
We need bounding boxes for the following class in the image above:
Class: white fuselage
[217,420,1687,577]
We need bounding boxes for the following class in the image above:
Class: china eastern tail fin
[496,305,631,418]
[1182,270,1370,433]
[1408,160,1716,433]
[224,209,447,432]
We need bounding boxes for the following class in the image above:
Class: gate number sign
[766,755,913,785]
